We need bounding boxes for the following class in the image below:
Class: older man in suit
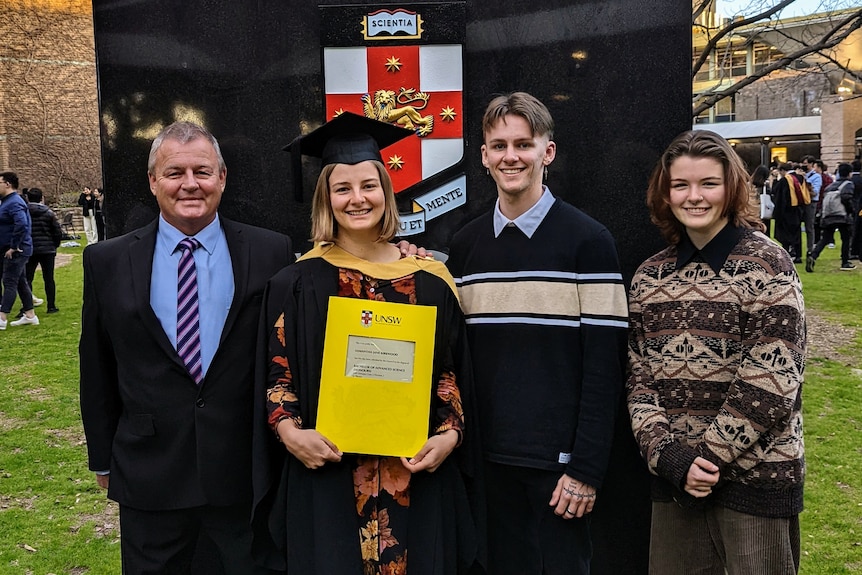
[79,122,293,574]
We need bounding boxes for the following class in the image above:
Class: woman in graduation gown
[252,113,485,575]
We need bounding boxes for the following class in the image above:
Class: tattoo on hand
[564,483,595,500]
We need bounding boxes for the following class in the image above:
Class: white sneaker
[11,314,39,326]
[32,297,44,306]
[0,318,6,330]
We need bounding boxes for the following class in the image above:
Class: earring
[486,168,490,176]
[543,166,548,181]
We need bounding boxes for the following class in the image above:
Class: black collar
[675,222,744,274]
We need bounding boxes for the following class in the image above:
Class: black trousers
[485,462,591,575]
[96,213,106,241]
[851,212,862,257]
[25,252,56,309]
[119,503,278,575]
[812,223,851,264]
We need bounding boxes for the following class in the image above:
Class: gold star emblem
[333,108,345,118]
[440,106,457,122]
[385,56,402,73]
[387,155,404,170]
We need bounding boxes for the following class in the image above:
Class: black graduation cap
[284,112,415,201]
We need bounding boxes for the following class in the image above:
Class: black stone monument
[92,1,691,573]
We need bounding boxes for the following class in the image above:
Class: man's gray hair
[147,121,226,174]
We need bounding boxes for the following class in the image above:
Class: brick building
[735,71,833,121]
[0,0,101,202]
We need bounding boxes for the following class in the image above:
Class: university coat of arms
[321,3,466,236]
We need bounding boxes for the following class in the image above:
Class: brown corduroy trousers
[648,501,800,575]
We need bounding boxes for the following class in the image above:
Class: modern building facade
[692,2,862,169]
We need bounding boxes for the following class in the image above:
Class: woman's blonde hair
[310,160,400,243]
[646,129,763,244]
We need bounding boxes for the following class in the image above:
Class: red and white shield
[324,44,464,194]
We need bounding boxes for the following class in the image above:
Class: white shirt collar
[493,186,555,238]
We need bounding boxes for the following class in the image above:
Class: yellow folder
[316,296,437,457]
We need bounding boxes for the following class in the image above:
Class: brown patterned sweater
[627,224,805,518]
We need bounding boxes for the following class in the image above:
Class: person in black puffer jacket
[26,188,62,312]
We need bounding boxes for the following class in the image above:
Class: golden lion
[362,88,434,136]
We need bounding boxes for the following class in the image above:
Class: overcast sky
[717,0,856,18]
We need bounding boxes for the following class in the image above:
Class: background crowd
[755,156,862,272]
[1,175,106,330]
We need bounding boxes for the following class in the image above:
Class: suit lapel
[129,220,186,369]
[219,218,250,348]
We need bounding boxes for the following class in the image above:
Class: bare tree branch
[692,0,797,81]
[819,53,862,83]
[770,21,862,83]
[692,8,862,116]
[692,0,712,22]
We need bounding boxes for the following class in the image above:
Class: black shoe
[805,254,815,273]
[793,258,803,264]
[840,262,856,271]
[47,307,59,314]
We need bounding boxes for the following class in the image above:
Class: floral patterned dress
[266,268,465,575]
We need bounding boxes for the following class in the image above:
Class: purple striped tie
[176,238,202,384]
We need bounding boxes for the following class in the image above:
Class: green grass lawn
[1,241,120,574]
[795,235,862,574]
[0,238,860,573]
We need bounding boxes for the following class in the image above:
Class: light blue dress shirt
[493,186,556,238]
[805,170,822,202]
[150,215,234,378]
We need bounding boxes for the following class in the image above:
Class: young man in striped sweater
[446,92,628,575]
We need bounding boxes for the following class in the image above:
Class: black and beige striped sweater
[627,225,806,518]
[447,197,628,490]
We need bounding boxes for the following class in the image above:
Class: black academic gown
[251,249,486,575]
[773,175,802,249]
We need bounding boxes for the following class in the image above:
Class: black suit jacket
[79,216,293,511]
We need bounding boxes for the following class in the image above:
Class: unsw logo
[360,309,403,327]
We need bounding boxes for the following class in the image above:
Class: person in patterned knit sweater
[627,129,806,575]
